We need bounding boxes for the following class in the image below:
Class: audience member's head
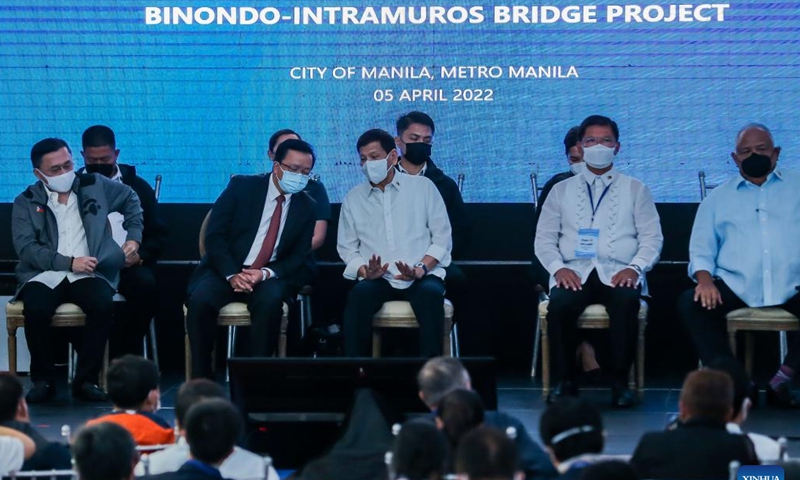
[455,425,521,480]
[678,369,734,425]
[417,357,472,409]
[435,389,485,450]
[105,355,160,412]
[175,379,227,432]
[72,422,138,480]
[268,128,301,160]
[184,398,242,466]
[539,398,604,465]
[391,421,448,480]
[581,460,638,480]
[708,358,753,424]
[0,373,28,423]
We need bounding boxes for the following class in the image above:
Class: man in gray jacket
[12,138,143,403]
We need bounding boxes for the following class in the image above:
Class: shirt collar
[736,168,783,189]
[726,423,742,434]
[269,173,292,201]
[557,454,609,474]
[367,169,403,196]
[111,165,123,183]
[397,160,427,176]
[46,188,75,205]
[581,166,617,186]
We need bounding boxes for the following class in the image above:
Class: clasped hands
[230,268,268,293]
[554,267,639,291]
[358,254,424,281]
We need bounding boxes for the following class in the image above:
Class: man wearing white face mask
[185,139,317,378]
[338,128,452,357]
[535,115,663,408]
[12,138,143,403]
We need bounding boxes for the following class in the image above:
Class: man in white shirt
[135,379,278,480]
[338,128,452,357]
[679,123,800,408]
[535,115,663,408]
[12,138,143,403]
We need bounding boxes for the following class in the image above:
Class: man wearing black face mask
[680,123,800,408]
[80,125,168,359]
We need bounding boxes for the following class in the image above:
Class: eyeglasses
[581,137,616,148]
[280,163,311,176]
[44,160,74,175]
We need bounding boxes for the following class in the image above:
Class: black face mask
[403,142,432,166]
[740,153,772,178]
[85,163,116,178]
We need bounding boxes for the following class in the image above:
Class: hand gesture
[394,261,423,281]
[122,240,139,258]
[611,268,639,288]
[241,268,264,286]
[361,254,389,280]
[72,256,98,274]
[694,280,723,310]
[229,273,254,293]
[554,268,582,291]
[124,252,141,268]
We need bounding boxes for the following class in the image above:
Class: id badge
[575,228,600,259]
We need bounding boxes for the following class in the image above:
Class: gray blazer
[11,172,144,297]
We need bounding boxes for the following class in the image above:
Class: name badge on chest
[575,228,600,258]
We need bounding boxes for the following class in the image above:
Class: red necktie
[251,195,285,269]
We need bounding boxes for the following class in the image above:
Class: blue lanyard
[586,181,611,224]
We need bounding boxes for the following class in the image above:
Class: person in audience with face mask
[680,123,800,408]
[12,138,143,403]
[185,139,317,378]
[338,128,452,357]
[79,125,168,360]
[535,115,663,408]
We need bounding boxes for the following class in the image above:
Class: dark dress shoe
[547,381,579,404]
[25,381,55,403]
[612,386,637,409]
[72,382,108,402]
[766,385,800,408]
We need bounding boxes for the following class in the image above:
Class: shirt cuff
[545,259,567,276]
[424,245,448,264]
[344,257,367,280]
[225,274,234,281]
[264,268,277,280]
[689,259,716,281]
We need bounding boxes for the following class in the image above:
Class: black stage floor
[20,373,800,459]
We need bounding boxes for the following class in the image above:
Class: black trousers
[20,277,114,385]
[679,279,800,370]
[111,264,159,358]
[343,276,446,357]
[547,270,641,383]
[186,274,292,379]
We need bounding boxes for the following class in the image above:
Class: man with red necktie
[185,139,317,379]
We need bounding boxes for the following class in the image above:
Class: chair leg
[68,343,74,385]
[728,329,737,357]
[451,323,460,358]
[372,331,381,358]
[745,332,754,378]
[780,331,788,364]
[100,342,109,391]
[443,327,451,357]
[638,325,646,399]
[226,326,235,383]
[541,316,550,399]
[531,314,541,378]
[279,314,288,358]
[184,331,191,382]
[7,326,17,375]
[298,294,312,340]
[149,319,159,372]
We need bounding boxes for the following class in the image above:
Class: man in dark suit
[630,369,759,480]
[185,139,317,379]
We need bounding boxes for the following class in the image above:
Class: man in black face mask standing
[80,125,168,359]
[680,123,800,407]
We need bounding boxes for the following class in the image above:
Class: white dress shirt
[689,169,800,307]
[0,437,24,475]
[338,172,452,289]
[535,167,663,294]
[29,190,92,288]
[133,437,279,480]
[726,423,782,461]
[241,176,292,279]
[107,167,127,247]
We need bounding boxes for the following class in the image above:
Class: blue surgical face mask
[278,165,309,194]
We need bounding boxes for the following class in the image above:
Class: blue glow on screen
[1,1,798,203]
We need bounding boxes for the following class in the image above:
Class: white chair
[371,300,457,357]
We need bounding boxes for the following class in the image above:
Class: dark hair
[455,426,518,480]
[436,389,485,450]
[268,129,301,153]
[105,355,160,410]
[578,115,620,142]
[563,126,581,155]
[680,369,733,424]
[175,379,226,428]
[417,357,471,409]
[708,358,751,418]
[30,137,71,169]
[274,138,316,168]
[582,461,639,480]
[184,398,243,465]
[356,129,396,155]
[392,421,448,480]
[72,422,137,480]
[396,111,436,136]
[0,374,23,422]
[82,125,116,149]
[539,398,604,463]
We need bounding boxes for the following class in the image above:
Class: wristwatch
[628,264,643,275]
[261,268,270,282]
[414,262,429,275]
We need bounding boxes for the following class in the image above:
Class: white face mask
[582,144,616,169]
[362,154,393,184]
[569,162,585,175]
[39,169,75,193]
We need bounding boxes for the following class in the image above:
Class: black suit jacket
[142,461,231,480]
[630,418,759,480]
[189,174,316,290]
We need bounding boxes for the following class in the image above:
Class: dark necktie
[251,195,285,269]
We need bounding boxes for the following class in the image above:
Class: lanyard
[586,181,611,225]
